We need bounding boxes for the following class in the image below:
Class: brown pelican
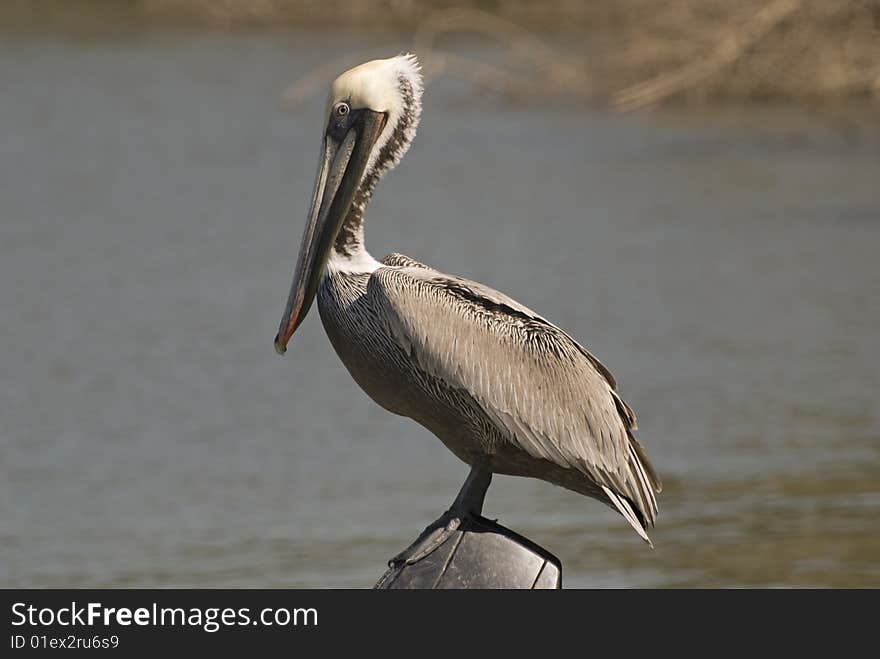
[274,54,662,559]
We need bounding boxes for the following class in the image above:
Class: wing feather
[370,256,662,539]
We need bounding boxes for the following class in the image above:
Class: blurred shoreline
[3,1,878,118]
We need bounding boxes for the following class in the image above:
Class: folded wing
[370,254,662,543]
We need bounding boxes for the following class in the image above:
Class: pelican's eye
[334,102,350,118]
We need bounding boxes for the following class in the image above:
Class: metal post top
[376,515,562,589]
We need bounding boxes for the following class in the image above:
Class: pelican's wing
[371,255,662,543]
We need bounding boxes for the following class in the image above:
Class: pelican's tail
[601,485,654,548]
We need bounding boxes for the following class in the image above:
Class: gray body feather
[318,253,662,544]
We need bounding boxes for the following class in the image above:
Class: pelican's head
[274,54,423,355]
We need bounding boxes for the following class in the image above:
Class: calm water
[1,30,878,588]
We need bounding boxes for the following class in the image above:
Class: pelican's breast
[317,269,421,417]
[316,267,491,464]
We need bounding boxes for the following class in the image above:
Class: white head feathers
[328,54,423,115]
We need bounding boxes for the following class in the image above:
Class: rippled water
[1,30,878,588]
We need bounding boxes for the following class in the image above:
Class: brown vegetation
[5,1,879,111]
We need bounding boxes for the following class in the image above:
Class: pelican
[274,54,662,559]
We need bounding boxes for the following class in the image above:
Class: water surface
[1,30,878,587]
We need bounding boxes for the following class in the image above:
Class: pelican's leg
[389,458,492,567]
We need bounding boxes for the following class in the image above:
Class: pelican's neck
[330,183,378,273]
[328,222,379,275]
[333,185,372,258]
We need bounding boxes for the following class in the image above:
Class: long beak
[274,110,386,355]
